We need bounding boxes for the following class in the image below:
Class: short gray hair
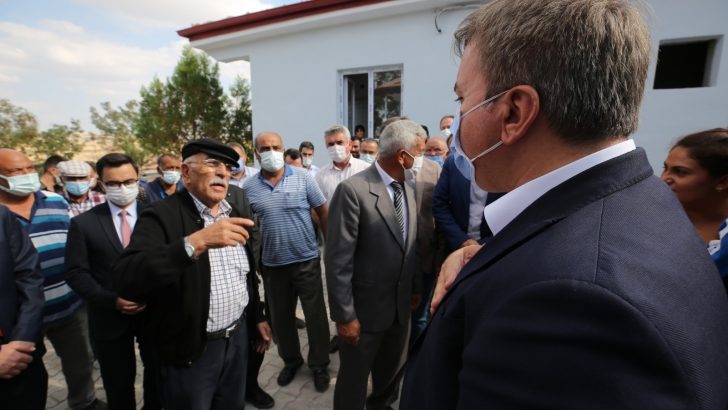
[455,0,651,143]
[324,125,350,141]
[379,120,424,157]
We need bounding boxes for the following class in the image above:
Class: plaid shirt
[64,190,106,217]
[190,194,250,332]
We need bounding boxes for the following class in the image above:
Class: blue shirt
[16,191,81,323]
[243,165,326,267]
[708,219,728,278]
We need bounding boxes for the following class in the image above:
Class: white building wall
[196,0,728,171]
[638,0,728,171]
[209,5,475,167]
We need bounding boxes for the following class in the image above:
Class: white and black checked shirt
[190,194,250,332]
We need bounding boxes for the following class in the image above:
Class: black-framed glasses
[103,179,138,188]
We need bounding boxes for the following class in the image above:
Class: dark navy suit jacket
[402,149,728,409]
[0,205,44,344]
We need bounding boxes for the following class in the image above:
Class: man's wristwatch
[183,236,198,260]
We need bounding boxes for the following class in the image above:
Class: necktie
[390,181,405,240]
[120,210,132,248]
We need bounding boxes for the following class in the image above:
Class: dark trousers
[262,257,330,370]
[334,320,410,410]
[245,344,265,394]
[410,272,436,345]
[0,349,48,410]
[94,331,160,410]
[160,318,248,410]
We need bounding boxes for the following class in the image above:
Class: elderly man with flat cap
[113,138,271,410]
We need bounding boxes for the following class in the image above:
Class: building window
[654,37,721,89]
[339,65,403,138]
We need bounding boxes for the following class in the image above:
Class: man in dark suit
[402,0,728,408]
[0,204,46,409]
[326,119,422,410]
[113,139,271,410]
[65,153,160,410]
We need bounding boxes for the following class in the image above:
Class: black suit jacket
[0,205,44,344]
[112,187,264,366]
[401,149,728,409]
[65,201,146,341]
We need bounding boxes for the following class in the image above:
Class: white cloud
[0,20,251,129]
[74,0,280,30]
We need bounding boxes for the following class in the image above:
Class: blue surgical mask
[161,170,181,185]
[360,153,377,164]
[0,172,41,197]
[426,155,445,166]
[231,158,244,174]
[450,90,508,180]
[65,180,90,196]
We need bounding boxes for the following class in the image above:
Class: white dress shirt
[484,139,636,236]
[230,166,260,188]
[374,161,409,244]
[467,182,489,241]
[314,156,370,203]
[108,200,138,242]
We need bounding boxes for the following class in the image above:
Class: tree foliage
[134,46,251,156]
[1,98,82,160]
[90,100,150,164]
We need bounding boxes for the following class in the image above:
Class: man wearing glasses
[113,139,271,410]
[65,153,160,410]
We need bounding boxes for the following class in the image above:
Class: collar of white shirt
[108,200,136,219]
[483,139,636,236]
[374,161,396,187]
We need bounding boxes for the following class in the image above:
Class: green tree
[36,120,83,159]
[90,100,151,163]
[225,76,254,160]
[136,46,230,154]
[1,99,82,160]
[0,98,40,149]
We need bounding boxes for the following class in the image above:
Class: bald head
[254,132,283,151]
[0,148,33,170]
[425,137,449,159]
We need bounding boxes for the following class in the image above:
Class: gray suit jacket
[325,165,419,332]
[413,158,443,276]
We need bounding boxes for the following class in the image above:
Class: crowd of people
[2,0,728,409]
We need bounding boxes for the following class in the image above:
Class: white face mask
[327,145,349,163]
[161,170,181,185]
[360,153,377,164]
[402,151,418,182]
[411,155,424,173]
[441,128,452,138]
[0,172,41,197]
[106,183,139,207]
[259,150,284,172]
[302,156,313,168]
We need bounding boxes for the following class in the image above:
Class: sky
[0,0,293,130]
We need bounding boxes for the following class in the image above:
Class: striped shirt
[16,191,81,323]
[189,194,250,332]
[64,190,106,217]
[244,165,326,267]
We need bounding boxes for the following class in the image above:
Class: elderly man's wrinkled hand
[256,321,272,353]
[188,217,254,255]
[0,341,35,379]
[429,244,482,316]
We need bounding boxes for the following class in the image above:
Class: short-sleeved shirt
[244,165,326,267]
[16,191,81,323]
[314,156,370,204]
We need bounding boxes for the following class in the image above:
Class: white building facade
[180,0,728,171]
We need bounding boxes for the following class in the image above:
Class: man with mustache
[113,138,271,410]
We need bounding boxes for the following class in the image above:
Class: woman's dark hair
[673,128,728,178]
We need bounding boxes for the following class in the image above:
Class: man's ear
[181,163,191,183]
[500,85,540,146]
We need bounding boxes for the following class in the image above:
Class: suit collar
[447,148,654,298]
[365,166,409,251]
[94,202,123,253]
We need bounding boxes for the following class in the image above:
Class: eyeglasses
[103,179,138,188]
[186,158,234,173]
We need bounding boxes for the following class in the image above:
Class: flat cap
[181,138,239,166]
[57,160,92,177]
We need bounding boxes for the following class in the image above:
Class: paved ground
[44,301,399,409]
